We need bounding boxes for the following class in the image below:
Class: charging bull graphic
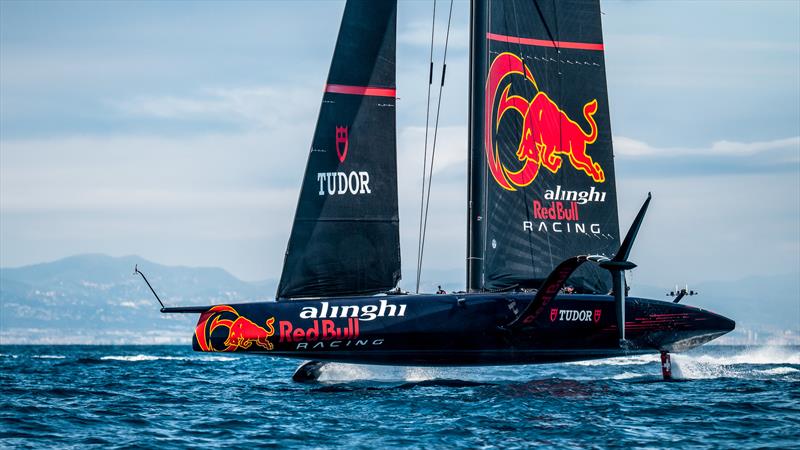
[485,52,605,191]
[194,305,275,352]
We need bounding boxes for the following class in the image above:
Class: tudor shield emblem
[550,308,558,322]
[335,126,349,163]
[594,309,602,324]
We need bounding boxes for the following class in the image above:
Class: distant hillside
[0,254,276,344]
[0,254,796,345]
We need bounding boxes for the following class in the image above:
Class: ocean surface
[1,345,798,449]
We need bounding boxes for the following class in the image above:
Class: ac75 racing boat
[137,0,735,382]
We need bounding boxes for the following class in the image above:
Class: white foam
[403,367,440,382]
[692,346,800,366]
[567,354,659,366]
[670,355,730,380]
[611,371,642,380]
[670,347,800,380]
[32,355,66,359]
[756,367,799,376]
[316,363,442,382]
[100,354,236,362]
[193,355,237,362]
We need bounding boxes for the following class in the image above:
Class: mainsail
[468,0,621,293]
[277,0,400,299]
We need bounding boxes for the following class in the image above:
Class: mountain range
[0,254,276,344]
[1,254,797,344]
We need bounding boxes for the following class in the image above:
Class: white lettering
[317,173,325,195]
[348,172,359,194]
[545,185,606,205]
[315,171,373,196]
[326,172,335,195]
[557,309,594,322]
[360,172,371,193]
[337,172,348,194]
[298,300,407,322]
[524,221,602,235]
[300,306,317,319]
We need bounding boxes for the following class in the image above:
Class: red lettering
[547,202,556,219]
[307,320,319,341]
[279,321,293,343]
[532,201,581,221]
[533,200,542,219]
[322,320,335,340]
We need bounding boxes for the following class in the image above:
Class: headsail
[277,0,400,299]
[468,0,620,293]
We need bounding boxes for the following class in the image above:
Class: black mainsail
[277,0,400,299]
[468,0,621,294]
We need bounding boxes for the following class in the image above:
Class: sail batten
[468,0,621,294]
[277,0,400,300]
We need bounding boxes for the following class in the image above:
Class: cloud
[613,135,800,177]
[398,19,469,51]
[0,132,306,214]
[615,136,800,158]
[114,86,320,130]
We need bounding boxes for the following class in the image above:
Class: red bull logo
[195,305,275,352]
[485,52,605,191]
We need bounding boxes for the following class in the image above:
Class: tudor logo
[551,308,599,323]
[335,126,349,163]
[316,125,373,196]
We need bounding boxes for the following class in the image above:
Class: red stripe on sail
[487,32,604,51]
[325,84,396,97]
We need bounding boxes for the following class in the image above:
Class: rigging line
[532,0,558,48]
[417,0,454,293]
[415,0,437,294]
[479,0,492,291]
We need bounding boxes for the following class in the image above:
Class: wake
[311,346,799,383]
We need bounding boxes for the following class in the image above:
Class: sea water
[1,345,798,448]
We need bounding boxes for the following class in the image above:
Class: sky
[1,0,798,294]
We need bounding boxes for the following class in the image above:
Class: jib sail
[467,0,621,293]
[277,0,400,299]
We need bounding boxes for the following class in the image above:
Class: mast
[467,0,488,292]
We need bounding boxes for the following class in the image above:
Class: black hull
[190,293,734,366]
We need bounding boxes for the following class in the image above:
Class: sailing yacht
[140,0,735,381]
